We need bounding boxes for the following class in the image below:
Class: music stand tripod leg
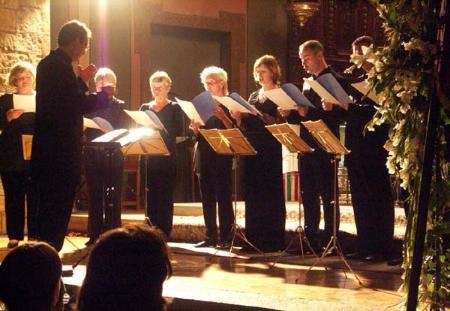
[141,155,153,227]
[273,209,320,267]
[307,156,363,285]
[228,154,266,257]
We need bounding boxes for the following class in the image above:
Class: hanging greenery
[348,0,450,309]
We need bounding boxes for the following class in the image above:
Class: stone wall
[0,0,50,94]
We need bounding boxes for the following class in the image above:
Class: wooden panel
[286,0,383,84]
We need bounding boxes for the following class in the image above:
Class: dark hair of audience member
[0,242,63,311]
[77,225,172,311]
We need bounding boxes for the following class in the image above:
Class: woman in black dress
[232,55,286,252]
[140,71,183,237]
[0,62,37,248]
[190,66,234,248]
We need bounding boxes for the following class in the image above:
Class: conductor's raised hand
[79,64,97,83]
[6,109,24,122]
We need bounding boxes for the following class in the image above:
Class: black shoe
[216,241,232,250]
[7,240,19,249]
[387,256,403,266]
[195,240,217,248]
[345,252,362,260]
[362,253,385,262]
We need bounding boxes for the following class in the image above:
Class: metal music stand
[301,120,362,285]
[92,128,170,226]
[198,128,264,254]
[265,123,319,260]
[70,128,169,273]
[115,128,170,226]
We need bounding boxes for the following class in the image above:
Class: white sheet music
[124,110,163,130]
[213,95,254,114]
[264,88,298,110]
[351,80,378,103]
[92,128,128,143]
[116,127,156,147]
[175,97,205,126]
[303,78,340,105]
[13,94,35,112]
[83,117,101,130]
[83,117,113,133]
[93,117,113,132]
[316,73,352,105]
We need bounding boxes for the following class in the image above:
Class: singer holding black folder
[344,36,394,262]
[83,67,129,245]
[0,62,37,249]
[140,71,183,238]
[231,55,286,252]
[190,66,234,249]
[283,40,349,252]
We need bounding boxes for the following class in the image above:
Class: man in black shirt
[345,36,394,262]
[284,40,348,252]
[30,20,109,251]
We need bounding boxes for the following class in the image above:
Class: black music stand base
[282,225,320,258]
[230,223,266,256]
[306,156,363,286]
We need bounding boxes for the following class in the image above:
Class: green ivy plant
[349,1,450,309]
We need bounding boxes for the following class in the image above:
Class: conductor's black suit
[30,48,108,251]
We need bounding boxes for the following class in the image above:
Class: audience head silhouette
[77,224,172,311]
[0,242,63,311]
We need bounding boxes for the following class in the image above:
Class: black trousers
[146,156,176,237]
[198,150,234,243]
[84,145,123,241]
[0,170,37,240]
[32,170,78,251]
[347,152,394,255]
[299,151,339,245]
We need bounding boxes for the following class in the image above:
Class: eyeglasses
[16,75,33,82]
[204,79,218,86]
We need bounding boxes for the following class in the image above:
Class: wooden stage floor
[0,236,406,311]
[0,202,408,310]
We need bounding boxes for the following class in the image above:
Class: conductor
[30,20,109,251]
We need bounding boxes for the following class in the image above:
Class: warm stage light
[97,0,109,65]
[98,0,107,13]
[128,127,156,139]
